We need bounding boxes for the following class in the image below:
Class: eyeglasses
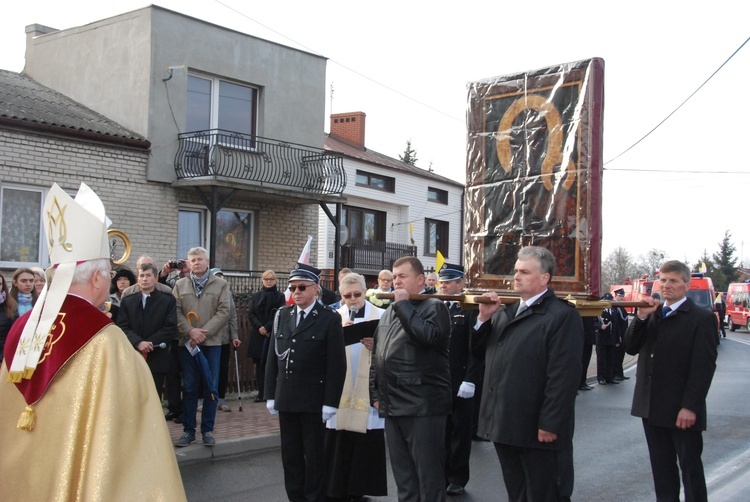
[262,277,277,281]
[342,292,363,299]
[288,285,310,292]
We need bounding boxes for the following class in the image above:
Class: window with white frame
[0,185,46,267]
[187,74,258,137]
[177,207,254,270]
[424,218,449,257]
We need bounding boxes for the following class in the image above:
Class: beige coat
[174,274,231,346]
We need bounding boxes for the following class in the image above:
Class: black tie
[297,310,305,327]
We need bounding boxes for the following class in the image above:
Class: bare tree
[637,249,667,278]
[602,247,639,292]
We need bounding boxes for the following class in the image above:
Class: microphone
[154,343,167,349]
[349,306,359,322]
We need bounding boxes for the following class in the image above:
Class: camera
[169,260,184,270]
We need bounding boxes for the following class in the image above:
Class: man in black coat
[370,256,452,502]
[596,294,618,385]
[472,246,583,502]
[438,263,483,496]
[117,263,178,396]
[265,263,346,502]
[625,260,717,502]
[611,288,630,381]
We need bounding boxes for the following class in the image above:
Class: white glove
[266,399,278,415]
[457,381,475,399]
[322,405,337,423]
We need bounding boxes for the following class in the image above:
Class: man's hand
[160,261,171,278]
[188,328,208,347]
[457,381,475,399]
[259,326,268,336]
[392,288,410,303]
[137,341,153,353]
[322,405,337,423]
[361,337,374,351]
[266,399,278,415]
[636,296,659,320]
[676,408,697,429]
[232,339,241,348]
[538,429,557,443]
[478,292,501,323]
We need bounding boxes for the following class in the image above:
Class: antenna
[329,82,334,115]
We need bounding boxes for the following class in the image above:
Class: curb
[175,433,280,464]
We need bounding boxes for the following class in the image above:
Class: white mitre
[7,183,111,382]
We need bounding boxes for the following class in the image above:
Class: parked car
[726,282,750,331]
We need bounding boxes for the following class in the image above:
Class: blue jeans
[179,344,221,436]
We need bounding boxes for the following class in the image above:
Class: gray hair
[71,258,111,285]
[517,246,555,279]
[339,273,366,292]
[660,260,690,283]
[188,247,208,258]
[378,269,393,280]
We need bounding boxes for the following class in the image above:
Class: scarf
[18,293,33,316]
[190,271,210,298]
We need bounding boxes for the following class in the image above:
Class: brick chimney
[330,112,366,149]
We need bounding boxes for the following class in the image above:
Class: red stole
[4,295,112,405]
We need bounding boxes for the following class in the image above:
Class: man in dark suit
[625,260,717,502]
[472,246,583,501]
[265,263,346,502]
[596,294,619,385]
[611,288,630,381]
[117,263,178,397]
[438,263,483,496]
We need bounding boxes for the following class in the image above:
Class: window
[355,170,395,192]
[177,207,254,270]
[342,206,386,242]
[187,74,258,137]
[0,185,46,267]
[427,187,448,204]
[424,219,449,257]
[177,209,205,259]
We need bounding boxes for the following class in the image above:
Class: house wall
[0,128,176,272]
[318,157,464,272]
[24,6,327,184]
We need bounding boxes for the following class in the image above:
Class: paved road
[181,334,750,501]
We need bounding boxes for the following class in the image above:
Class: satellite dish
[339,225,349,245]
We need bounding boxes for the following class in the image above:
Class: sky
[2,1,750,268]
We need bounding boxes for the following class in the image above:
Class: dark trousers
[494,443,559,502]
[596,344,615,382]
[386,415,447,502]
[445,396,474,487]
[279,411,326,502]
[255,337,270,400]
[218,343,230,399]
[613,342,626,378]
[580,343,594,386]
[166,341,183,415]
[642,420,707,502]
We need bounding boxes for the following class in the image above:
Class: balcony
[341,238,417,273]
[174,129,346,196]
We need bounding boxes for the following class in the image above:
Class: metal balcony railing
[341,238,417,272]
[175,129,346,195]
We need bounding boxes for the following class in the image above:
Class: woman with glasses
[248,270,285,402]
[365,269,393,308]
[0,274,18,363]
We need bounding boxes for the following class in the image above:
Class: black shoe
[173,414,183,424]
[606,380,620,384]
[619,376,630,380]
[202,432,215,447]
[165,412,177,421]
[175,432,195,447]
[446,483,465,496]
[597,379,607,385]
[578,384,593,391]
[254,396,266,403]
[613,376,624,381]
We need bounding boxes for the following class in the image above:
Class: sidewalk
[170,352,638,463]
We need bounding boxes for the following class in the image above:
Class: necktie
[142,295,149,309]
[297,310,305,327]
[516,301,527,317]
[662,306,672,319]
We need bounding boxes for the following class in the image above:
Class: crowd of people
[0,184,719,502]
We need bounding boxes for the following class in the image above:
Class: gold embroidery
[47,196,73,253]
[38,313,66,365]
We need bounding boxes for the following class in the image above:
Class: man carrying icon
[0,183,185,500]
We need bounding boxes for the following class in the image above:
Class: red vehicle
[610,276,654,314]
[725,282,750,331]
